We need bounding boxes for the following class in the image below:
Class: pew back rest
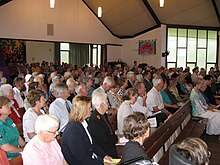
[143,101,191,160]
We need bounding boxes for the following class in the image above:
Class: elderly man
[92,76,115,96]
[66,77,76,102]
[88,92,118,158]
[125,71,137,89]
[49,83,71,132]
[13,77,25,109]
[75,83,89,97]
[146,77,169,126]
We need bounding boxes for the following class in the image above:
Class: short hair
[13,77,24,87]
[35,114,59,134]
[53,83,68,98]
[122,88,137,101]
[27,89,45,107]
[34,76,43,84]
[0,96,10,109]
[152,76,163,87]
[64,71,72,80]
[92,92,107,110]
[103,76,114,86]
[69,96,91,122]
[66,78,76,87]
[170,137,209,165]
[126,71,135,80]
[0,84,13,97]
[123,112,149,140]
[28,82,39,91]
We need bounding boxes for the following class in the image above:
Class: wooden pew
[143,100,207,164]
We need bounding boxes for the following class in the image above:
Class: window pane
[187,30,197,62]
[207,31,217,63]
[177,49,186,68]
[60,51,69,64]
[198,30,207,48]
[207,64,215,71]
[187,63,196,72]
[97,45,101,67]
[60,43,69,50]
[197,49,206,69]
[92,48,97,65]
[167,63,176,68]
[178,29,187,47]
[167,28,177,62]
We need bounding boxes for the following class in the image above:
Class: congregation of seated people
[1,60,220,165]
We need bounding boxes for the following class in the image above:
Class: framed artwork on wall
[138,40,156,55]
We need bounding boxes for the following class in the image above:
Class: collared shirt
[146,87,164,112]
[0,117,20,160]
[13,87,24,108]
[81,120,93,144]
[131,96,153,117]
[117,100,133,134]
[49,98,72,131]
[22,135,64,165]
[23,108,45,142]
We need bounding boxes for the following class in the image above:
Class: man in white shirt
[13,77,25,109]
[49,83,71,132]
[146,77,169,126]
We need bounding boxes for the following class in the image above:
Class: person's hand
[172,104,179,109]
[104,155,113,165]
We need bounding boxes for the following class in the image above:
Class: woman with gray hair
[0,84,23,126]
[22,114,65,165]
[88,92,118,158]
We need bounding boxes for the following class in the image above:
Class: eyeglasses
[45,130,59,136]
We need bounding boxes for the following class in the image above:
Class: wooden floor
[201,134,220,165]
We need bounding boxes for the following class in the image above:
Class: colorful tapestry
[138,40,156,55]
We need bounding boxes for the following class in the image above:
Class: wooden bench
[143,100,207,165]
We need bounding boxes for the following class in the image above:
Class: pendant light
[159,0,164,7]
[50,0,55,8]
[98,6,102,17]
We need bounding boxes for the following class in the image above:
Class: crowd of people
[0,60,219,164]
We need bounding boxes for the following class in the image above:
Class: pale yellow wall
[121,26,165,68]
[0,0,120,44]
[107,45,122,62]
[26,41,55,64]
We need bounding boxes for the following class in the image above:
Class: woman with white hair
[88,92,118,158]
[0,84,23,126]
[22,114,65,165]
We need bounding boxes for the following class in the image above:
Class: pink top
[22,136,64,165]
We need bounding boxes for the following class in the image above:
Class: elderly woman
[61,96,111,165]
[0,84,23,126]
[121,112,151,164]
[117,88,138,134]
[22,114,65,165]
[23,89,46,142]
[169,137,210,165]
[0,96,26,160]
[190,78,220,136]
[88,92,118,158]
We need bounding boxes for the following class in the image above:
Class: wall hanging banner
[138,40,156,55]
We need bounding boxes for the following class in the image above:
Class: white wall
[26,41,54,64]
[0,0,120,44]
[121,27,165,68]
[107,45,122,62]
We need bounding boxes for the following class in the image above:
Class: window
[60,43,70,64]
[60,43,102,66]
[90,44,102,67]
[167,28,218,71]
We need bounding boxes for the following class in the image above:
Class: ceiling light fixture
[98,6,102,17]
[159,0,164,7]
[50,0,55,9]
